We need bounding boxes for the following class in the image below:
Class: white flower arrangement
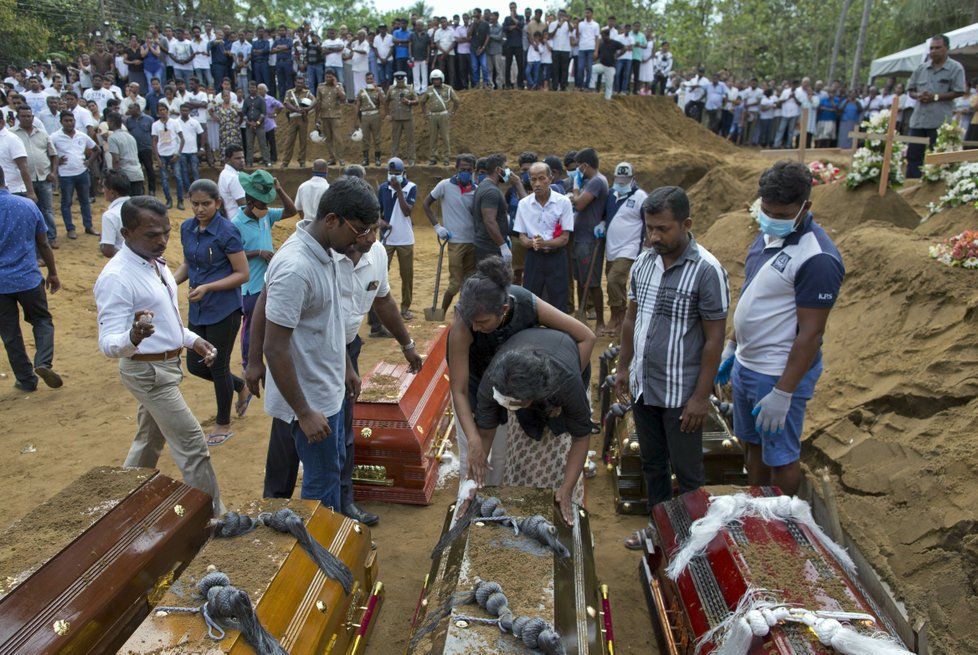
[926,162,978,214]
[921,120,965,183]
[845,114,907,190]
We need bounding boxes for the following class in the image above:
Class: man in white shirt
[377,157,417,320]
[190,26,213,88]
[514,161,574,312]
[176,105,204,190]
[773,80,804,148]
[38,95,62,135]
[683,66,708,122]
[64,91,97,139]
[21,77,49,115]
[575,8,601,90]
[548,10,572,91]
[98,170,131,257]
[373,24,395,89]
[169,28,196,84]
[604,162,648,336]
[0,118,37,203]
[150,103,185,210]
[294,159,331,219]
[50,112,96,238]
[651,42,672,96]
[433,18,456,89]
[322,27,347,89]
[120,83,147,117]
[93,195,224,516]
[218,144,246,217]
[11,106,56,243]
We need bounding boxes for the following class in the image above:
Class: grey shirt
[472,180,508,252]
[573,172,608,245]
[488,24,504,56]
[628,236,730,408]
[263,221,346,422]
[907,57,966,129]
[430,177,475,244]
[108,130,145,182]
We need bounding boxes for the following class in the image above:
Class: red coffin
[641,487,909,654]
[352,326,453,505]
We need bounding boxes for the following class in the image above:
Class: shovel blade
[424,308,446,322]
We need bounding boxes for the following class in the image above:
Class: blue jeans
[158,154,184,203]
[614,58,631,93]
[194,67,213,87]
[276,63,294,98]
[469,51,488,87]
[525,61,541,89]
[211,63,227,87]
[58,172,92,232]
[326,65,345,87]
[146,68,164,85]
[32,180,56,241]
[173,68,193,84]
[575,49,593,88]
[252,61,271,88]
[291,408,345,510]
[306,63,324,89]
[375,60,393,86]
[180,152,200,190]
[773,115,797,148]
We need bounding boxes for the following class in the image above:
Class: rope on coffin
[698,587,914,655]
[430,479,570,559]
[156,571,288,655]
[665,493,856,581]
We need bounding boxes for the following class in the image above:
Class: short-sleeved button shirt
[628,236,730,408]
[336,238,390,344]
[50,129,96,177]
[125,114,154,151]
[179,215,244,325]
[388,86,417,120]
[315,84,344,119]
[471,180,509,252]
[0,128,29,193]
[0,190,45,294]
[513,190,574,241]
[907,57,967,129]
[231,207,285,296]
[422,84,457,112]
[429,177,475,244]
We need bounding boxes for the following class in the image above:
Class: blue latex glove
[715,340,737,385]
[434,224,451,240]
[751,388,793,437]
[593,221,606,238]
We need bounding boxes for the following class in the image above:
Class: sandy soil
[1,90,976,653]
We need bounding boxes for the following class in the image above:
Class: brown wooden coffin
[120,500,381,655]
[0,467,213,655]
[407,487,613,655]
[352,326,454,505]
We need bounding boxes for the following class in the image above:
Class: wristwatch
[401,339,416,352]
[933,93,939,102]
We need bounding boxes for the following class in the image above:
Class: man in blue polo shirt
[717,160,845,496]
[392,18,412,80]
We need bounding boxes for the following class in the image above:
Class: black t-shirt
[597,39,623,67]
[126,47,144,72]
[466,285,538,384]
[306,43,323,65]
[470,21,490,51]
[475,328,592,440]
[472,180,509,252]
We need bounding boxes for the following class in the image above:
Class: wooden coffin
[0,467,213,655]
[352,326,454,505]
[605,401,746,515]
[121,499,381,654]
[407,486,613,655]
[641,487,908,654]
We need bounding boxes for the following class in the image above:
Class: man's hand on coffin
[752,387,792,437]
[613,367,631,404]
[245,360,266,397]
[680,394,709,433]
[299,410,332,442]
[404,348,423,373]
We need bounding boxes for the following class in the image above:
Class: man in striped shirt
[614,186,729,550]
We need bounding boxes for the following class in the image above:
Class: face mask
[457,171,472,185]
[388,173,403,184]
[493,386,526,411]
[520,171,530,185]
[366,83,375,90]
[500,167,511,183]
[757,204,804,238]
[613,182,631,195]
[251,206,269,219]
[477,172,487,183]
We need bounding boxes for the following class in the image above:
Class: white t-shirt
[100,196,129,250]
[337,240,390,344]
[0,128,29,193]
[294,176,330,218]
[191,38,211,68]
[170,38,196,71]
[84,87,120,115]
[50,129,96,177]
[576,19,600,50]
[185,90,209,123]
[616,34,633,60]
[780,87,804,118]
[759,96,775,119]
[373,34,394,61]
[177,117,203,154]
[151,118,183,156]
[526,43,542,63]
[323,38,346,67]
[218,164,246,214]
[22,91,49,115]
[548,21,571,51]
[605,189,648,261]
[433,27,455,53]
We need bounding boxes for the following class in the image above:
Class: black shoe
[369,325,394,338]
[177,202,185,211]
[14,381,37,392]
[375,153,382,166]
[344,503,379,526]
[428,158,437,165]
[327,159,336,166]
[34,367,63,389]
[165,200,173,209]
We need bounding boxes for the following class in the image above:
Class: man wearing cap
[386,71,418,165]
[514,160,574,312]
[231,169,297,374]
[280,76,315,169]
[312,68,346,166]
[420,69,459,166]
[355,72,386,168]
[604,162,647,337]
[378,157,417,320]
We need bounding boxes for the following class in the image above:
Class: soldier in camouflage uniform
[420,68,459,166]
[355,72,386,167]
[385,70,418,166]
[312,68,346,165]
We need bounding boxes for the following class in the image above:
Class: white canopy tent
[870,22,978,81]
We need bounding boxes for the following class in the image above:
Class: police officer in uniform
[385,70,418,166]
[355,72,386,167]
[312,68,346,165]
[420,69,460,166]
[280,76,315,168]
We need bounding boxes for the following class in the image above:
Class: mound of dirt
[698,209,759,283]
[915,205,977,237]
[687,162,769,232]
[898,179,947,215]
[812,183,921,232]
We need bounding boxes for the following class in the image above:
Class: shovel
[425,236,449,321]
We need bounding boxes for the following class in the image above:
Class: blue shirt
[125,113,154,150]
[817,95,838,122]
[0,190,45,294]
[251,38,270,63]
[231,207,285,296]
[180,215,244,325]
[393,28,411,59]
[840,98,861,122]
[144,92,161,120]
[210,39,231,66]
[273,38,292,66]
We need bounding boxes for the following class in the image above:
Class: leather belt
[130,347,183,362]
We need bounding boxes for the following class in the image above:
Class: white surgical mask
[366,83,375,90]
[388,173,403,183]
[493,387,525,411]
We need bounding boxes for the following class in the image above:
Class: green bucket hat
[238,169,278,204]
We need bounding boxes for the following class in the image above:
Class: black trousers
[632,396,704,509]
[455,54,470,89]
[522,249,569,313]
[552,50,570,90]
[906,127,939,179]
[137,149,156,195]
[187,309,245,427]
[652,73,667,95]
[503,45,524,88]
[0,283,54,389]
[340,336,362,507]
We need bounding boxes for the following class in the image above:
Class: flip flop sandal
[235,392,253,417]
[624,526,654,551]
[207,431,234,446]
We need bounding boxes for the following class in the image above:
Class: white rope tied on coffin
[665,493,855,581]
[695,588,913,655]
